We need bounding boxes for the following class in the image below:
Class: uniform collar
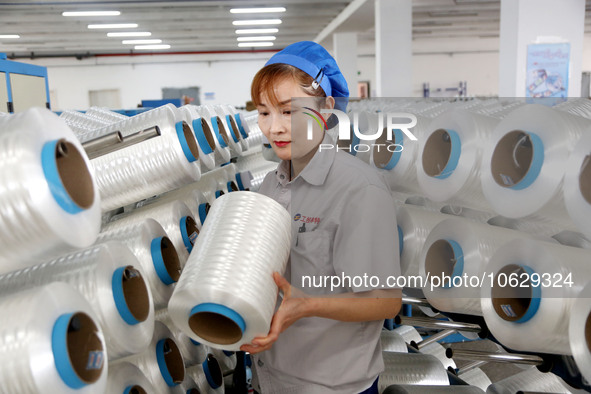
[274,133,336,187]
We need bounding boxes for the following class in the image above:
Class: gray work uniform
[253,134,401,394]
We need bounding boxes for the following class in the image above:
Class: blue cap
[265,41,349,112]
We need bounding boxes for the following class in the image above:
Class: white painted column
[499,0,585,97]
[333,32,358,97]
[375,0,412,97]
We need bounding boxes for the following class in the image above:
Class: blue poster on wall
[526,43,570,98]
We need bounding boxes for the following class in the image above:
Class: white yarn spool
[0,242,154,360]
[178,375,200,394]
[155,309,208,367]
[379,352,449,392]
[381,329,408,353]
[420,342,456,371]
[486,367,571,394]
[89,104,201,211]
[219,104,249,151]
[554,98,591,119]
[85,107,128,124]
[370,113,428,194]
[106,361,156,394]
[186,355,224,394]
[481,104,589,230]
[396,205,450,279]
[457,368,492,392]
[0,107,101,271]
[118,321,186,393]
[169,191,291,351]
[109,200,199,267]
[393,325,423,344]
[0,282,108,394]
[564,132,591,238]
[210,348,237,375]
[417,109,499,211]
[481,238,591,354]
[194,105,233,164]
[138,187,210,229]
[178,105,217,171]
[59,110,109,135]
[569,282,591,384]
[98,218,182,309]
[383,386,484,394]
[420,217,536,316]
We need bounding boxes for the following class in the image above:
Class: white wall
[26,52,271,111]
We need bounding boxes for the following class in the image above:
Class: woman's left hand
[240,272,311,354]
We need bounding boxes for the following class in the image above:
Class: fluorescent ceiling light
[230,7,286,13]
[235,28,279,34]
[88,23,138,29]
[233,19,282,26]
[134,44,171,50]
[238,42,274,47]
[0,35,20,39]
[108,31,151,37]
[62,11,121,16]
[237,36,276,41]
[122,39,162,44]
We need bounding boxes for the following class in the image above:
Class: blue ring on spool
[225,115,240,143]
[202,357,221,389]
[112,267,140,326]
[512,264,541,324]
[506,132,544,190]
[235,173,245,190]
[215,190,223,199]
[434,129,461,180]
[41,140,85,215]
[190,338,201,346]
[211,116,228,148]
[223,350,234,357]
[198,203,208,225]
[180,216,194,253]
[175,122,197,163]
[234,113,248,139]
[156,339,180,387]
[150,237,176,285]
[226,181,234,192]
[192,119,214,155]
[52,313,87,389]
[382,129,404,170]
[397,225,404,257]
[442,239,464,289]
[190,303,246,338]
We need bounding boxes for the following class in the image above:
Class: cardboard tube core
[586,311,591,353]
[127,386,147,394]
[185,216,199,242]
[160,237,181,282]
[187,389,199,394]
[228,114,243,140]
[491,131,534,188]
[425,240,456,281]
[161,338,185,384]
[201,117,217,152]
[189,312,243,345]
[215,117,230,146]
[422,129,452,177]
[229,181,239,192]
[181,121,200,161]
[579,154,591,205]
[121,266,150,323]
[491,264,533,322]
[67,312,104,383]
[56,140,95,209]
[373,128,395,168]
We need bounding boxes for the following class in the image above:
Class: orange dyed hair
[251,63,326,108]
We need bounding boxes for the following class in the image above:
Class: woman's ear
[324,96,335,110]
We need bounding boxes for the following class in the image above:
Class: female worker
[240,41,402,394]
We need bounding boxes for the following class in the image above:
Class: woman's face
[257,78,328,163]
